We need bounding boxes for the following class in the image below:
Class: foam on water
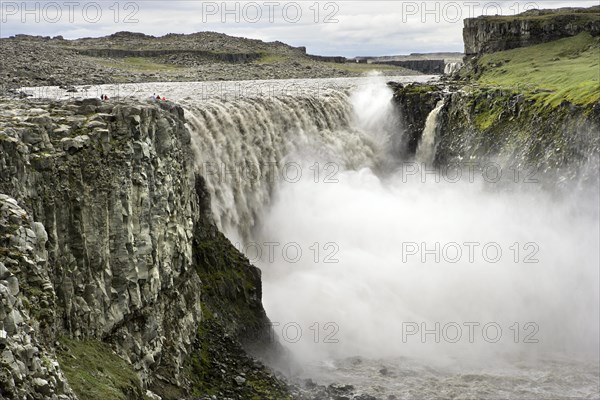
[23,75,600,397]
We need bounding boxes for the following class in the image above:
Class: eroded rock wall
[0,98,201,396]
[390,83,443,157]
[0,194,77,399]
[391,83,600,180]
[463,7,600,56]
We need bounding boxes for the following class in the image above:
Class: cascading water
[182,76,599,398]
[415,99,445,164]
[183,84,395,241]
[49,75,595,398]
[444,62,464,75]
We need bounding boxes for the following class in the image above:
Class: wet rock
[0,100,210,398]
[6,276,19,296]
[0,263,9,280]
[32,377,51,396]
[145,390,162,400]
[328,383,354,396]
[60,134,90,152]
[354,395,378,400]
[304,378,317,389]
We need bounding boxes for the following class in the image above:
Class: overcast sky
[0,1,597,56]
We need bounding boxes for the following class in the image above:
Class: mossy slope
[57,338,144,400]
[472,32,600,107]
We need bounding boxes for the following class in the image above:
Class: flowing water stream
[23,75,600,398]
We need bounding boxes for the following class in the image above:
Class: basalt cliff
[0,98,291,399]
[463,6,600,56]
[394,6,599,178]
[0,5,599,400]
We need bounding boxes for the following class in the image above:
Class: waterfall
[13,76,599,398]
[179,78,598,397]
[444,61,463,75]
[183,88,386,240]
[415,99,445,164]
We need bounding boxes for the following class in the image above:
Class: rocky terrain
[0,28,420,400]
[363,53,464,75]
[0,31,418,92]
[393,6,600,177]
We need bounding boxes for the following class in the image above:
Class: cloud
[1,1,597,57]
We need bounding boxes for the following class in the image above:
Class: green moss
[0,222,19,236]
[19,281,54,327]
[57,338,144,400]
[181,210,292,399]
[476,32,600,107]
[186,306,218,397]
[436,83,596,171]
[193,223,266,336]
[0,247,24,258]
[476,6,599,23]
[474,105,504,131]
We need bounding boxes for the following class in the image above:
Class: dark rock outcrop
[435,89,600,174]
[376,59,446,74]
[390,83,600,182]
[75,48,262,64]
[390,82,444,156]
[463,6,600,56]
[306,55,347,63]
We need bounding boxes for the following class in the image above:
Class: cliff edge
[0,98,290,399]
[463,6,600,56]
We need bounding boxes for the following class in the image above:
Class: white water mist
[248,81,600,369]
[256,169,599,364]
[185,92,381,241]
[183,76,599,394]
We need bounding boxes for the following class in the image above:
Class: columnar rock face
[0,194,77,399]
[0,99,285,400]
[0,98,202,395]
[0,97,278,399]
[374,60,446,74]
[463,7,600,56]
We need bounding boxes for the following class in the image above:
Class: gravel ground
[0,32,420,93]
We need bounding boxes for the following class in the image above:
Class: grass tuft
[57,338,144,400]
[476,32,600,107]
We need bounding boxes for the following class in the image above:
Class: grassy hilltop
[474,32,600,108]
